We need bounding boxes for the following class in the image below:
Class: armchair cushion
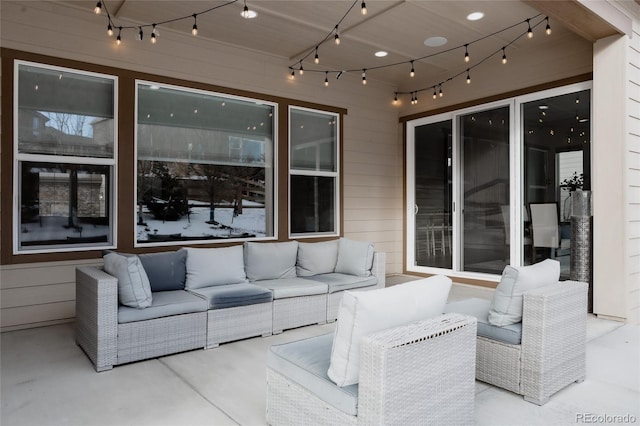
[444,298,522,345]
[488,259,560,326]
[244,241,298,281]
[185,246,247,289]
[296,240,339,277]
[335,238,375,277]
[103,252,153,308]
[327,275,452,387]
[118,290,207,323]
[189,283,273,309]
[268,333,358,416]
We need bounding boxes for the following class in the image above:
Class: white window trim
[13,60,118,254]
[288,105,340,239]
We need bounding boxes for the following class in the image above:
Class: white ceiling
[63,1,587,93]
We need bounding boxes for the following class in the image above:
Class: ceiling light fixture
[466,12,484,21]
[464,44,470,62]
[410,60,415,77]
[107,23,113,36]
[361,1,367,15]
[94,1,102,15]
[527,19,533,38]
[501,47,507,64]
[192,15,198,36]
[545,17,552,35]
[424,36,448,47]
[375,51,388,57]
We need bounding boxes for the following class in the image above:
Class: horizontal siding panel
[1,301,75,329]
[343,150,401,167]
[344,174,399,188]
[628,236,640,257]
[629,255,640,274]
[344,161,401,178]
[344,208,401,222]
[628,116,640,138]
[629,221,640,239]
[630,204,640,221]
[630,151,640,170]
[343,230,399,244]
[629,186,640,204]
[0,260,101,289]
[344,196,402,210]
[1,283,75,309]
[343,185,401,199]
[343,219,402,233]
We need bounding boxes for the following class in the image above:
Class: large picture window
[289,107,339,236]
[135,82,276,245]
[14,61,116,253]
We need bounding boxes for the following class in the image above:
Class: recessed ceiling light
[375,51,388,57]
[467,12,484,21]
[538,105,549,110]
[424,36,448,47]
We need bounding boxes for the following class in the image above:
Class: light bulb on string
[324,72,329,87]
[94,1,102,14]
[116,27,122,45]
[414,92,418,104]
[107,23,113,36]
[502,47,507,64]
[242,0,250,18]
[361,69,367,85]
[314,47,320,64]
[299,62,304,75]
[439,85,444,97]
[432,87,437,99]
[527,19,533,38]
[151,24,157,44]
[464,44,470,62]
[410,61,415,77]
[192,15,198,36]
[466,69,471,84]
[361,1,367,15]
[138,27,143,41]
[393,92,398,105]
[545,17,551,35]
[289,69,295,80]
[334,27,340,45]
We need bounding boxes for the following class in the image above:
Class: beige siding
[628,25,640,324]
[0,1,403,329]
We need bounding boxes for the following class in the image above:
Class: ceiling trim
[524,0,622,42]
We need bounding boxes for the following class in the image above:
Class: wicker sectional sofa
[76,239,385,372]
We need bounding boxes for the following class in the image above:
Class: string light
[314,47,320,64]
[432,87,437,99]
[107,23,113,36]
[361,1,367,15]
[192,15,198,36]
[439,85,443,97]
[116,27,122,45]
[94,1,102,14]
[410,60,415,77]
[334,26,341,45]
[150,24,157,44]
[393,92,398,104]
[324,71,329,86]
[290,69,295,80]
[545,17,551,35]
[361,69,367,85]
[502,47,507,64]
[138,27,143,41]
[242,0,250,19]
[466,69,471,84]
[464,44,470,62]
[527,19,533,38]
[299,62,304,75]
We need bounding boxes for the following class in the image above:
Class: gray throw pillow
[103,252,153,308]
[138,249,187,292]
[185,246,247,289]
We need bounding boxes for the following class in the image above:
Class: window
[14,61,116,253]
[135,82,276,245]
[289,107,339,236]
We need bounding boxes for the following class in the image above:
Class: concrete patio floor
[2,277,638,426]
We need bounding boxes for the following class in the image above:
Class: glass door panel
[460,107,510,274]
[414,120,452,268]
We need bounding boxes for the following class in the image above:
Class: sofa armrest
[371,252,386,289]
[357,313,477,425]
[75,266,118,371]
[520,280,588,403]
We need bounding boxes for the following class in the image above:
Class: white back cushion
[296,240,339,277]
[334,238,374,277]
[327,275,452,387]
[488,258,560,326]
[103,252,153,308]
[244,241,298,281]
[185,246,246,289]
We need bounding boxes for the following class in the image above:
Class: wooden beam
[524,0,620,42]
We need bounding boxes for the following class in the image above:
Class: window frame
[133,79,278,248]
[288,105,341,238]
[12,60,118,255]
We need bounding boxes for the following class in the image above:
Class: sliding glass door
[406,82,591,281]
[460,106,510,274]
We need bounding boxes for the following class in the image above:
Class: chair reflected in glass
[529,202,570,263]
[501,205,532,262]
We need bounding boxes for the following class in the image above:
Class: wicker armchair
[266,313,477,426]
[452,280,587,405]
